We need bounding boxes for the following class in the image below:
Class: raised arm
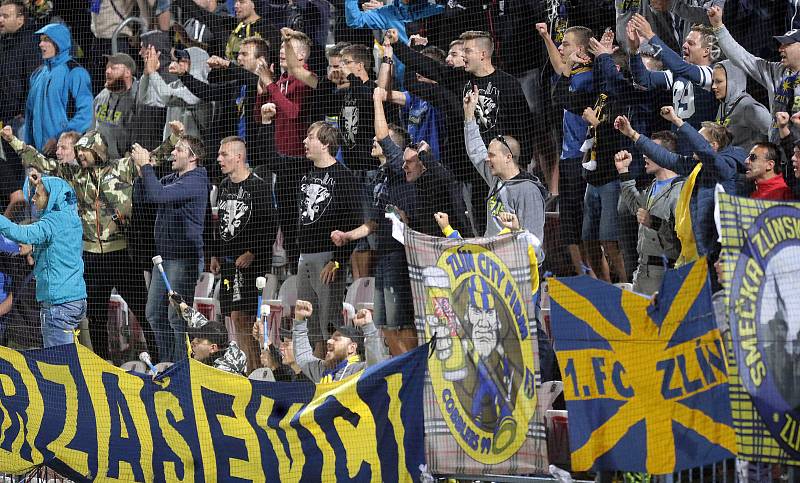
[377,42,393,92]
[463,85,492,185]
[630,14,712,88]
[292,300,325,382]
[615,150,645,215]
[389,34,450,84]
[0,215,54,246]
[345,0,392,30]
[535,23,569,76]
[615,114,691,174]
[282,28,319,89]
[708,5,778,91]
[629,52,672,91]
[1,127,61,174]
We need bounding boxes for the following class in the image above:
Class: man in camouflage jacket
[0,122,182,360]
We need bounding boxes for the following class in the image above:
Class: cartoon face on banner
[423,244,538,464]
[729,205,800,458]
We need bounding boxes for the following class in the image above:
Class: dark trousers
[83,248,151,360]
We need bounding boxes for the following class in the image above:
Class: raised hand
[295,299,313,321]
[614,115,636,139]
[353,308,372,327]
[434,212,450,230]
[707,5,723,29]
[535,22,549,39]
[614,150,633,173]
[463,84,479,120]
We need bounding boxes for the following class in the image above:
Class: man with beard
[292,299,383,383]
[93,53,143,159]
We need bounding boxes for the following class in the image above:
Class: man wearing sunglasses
[746,142,793,200]
[463,86,546,243]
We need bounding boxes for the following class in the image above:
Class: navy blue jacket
[141,165,209,260]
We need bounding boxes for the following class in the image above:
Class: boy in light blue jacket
[0,175,87,347]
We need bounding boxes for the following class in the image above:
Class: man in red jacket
[746,142,793,200]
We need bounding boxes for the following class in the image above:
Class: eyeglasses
[747,153,773,163]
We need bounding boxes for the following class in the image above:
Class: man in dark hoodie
[0,0,39,132]
[133,135,209,364]
[0,0,39,209]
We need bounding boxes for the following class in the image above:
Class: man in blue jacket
[0,174,87,348]
[24,23,93,154]
[133,137,209,363]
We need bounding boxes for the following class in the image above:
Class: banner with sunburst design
[548,259,737,473]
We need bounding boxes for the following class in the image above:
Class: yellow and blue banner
[718,193,800,464]
[0,341,427,482]
[548,259,736,474]
[404,227,547,475]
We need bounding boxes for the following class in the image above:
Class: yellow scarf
[674,163,702,267]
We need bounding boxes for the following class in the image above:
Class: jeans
[41,299,87,348]
[146,258,199,363]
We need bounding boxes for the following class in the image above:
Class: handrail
[110,16,149,54]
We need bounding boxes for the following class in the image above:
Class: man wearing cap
[93,53,143,160]
[189,320,247,375]
[139,45,212,142]
[709,5,800,142]
[292,299,384,383]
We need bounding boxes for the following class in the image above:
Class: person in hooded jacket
[0,174,86,348]
[463,85,547,243]
[139,46,213,142]
[24,23,93,154]
[0,123,181,360]
[711,60,771,152]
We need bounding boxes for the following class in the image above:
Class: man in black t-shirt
[296,122,363,349]
[210,136,276,372]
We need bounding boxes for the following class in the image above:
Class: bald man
[211,136,277,373]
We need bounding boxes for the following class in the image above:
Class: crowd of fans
[0,0,795,384]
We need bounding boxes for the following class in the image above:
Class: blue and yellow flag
[0,341,427,482]
[718,194,800,465]
[548,259,736,474]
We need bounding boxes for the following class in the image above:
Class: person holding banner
[292,299,384,383]
[0,173,87,348]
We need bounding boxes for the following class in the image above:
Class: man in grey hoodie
[711,60,771,152]
[463,85,546,243]
[615,134,684,295]
[139,46,212,142]
[292,299,384,383]
[709,5,800,142]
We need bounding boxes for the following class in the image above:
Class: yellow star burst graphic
[549,261,737,474]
